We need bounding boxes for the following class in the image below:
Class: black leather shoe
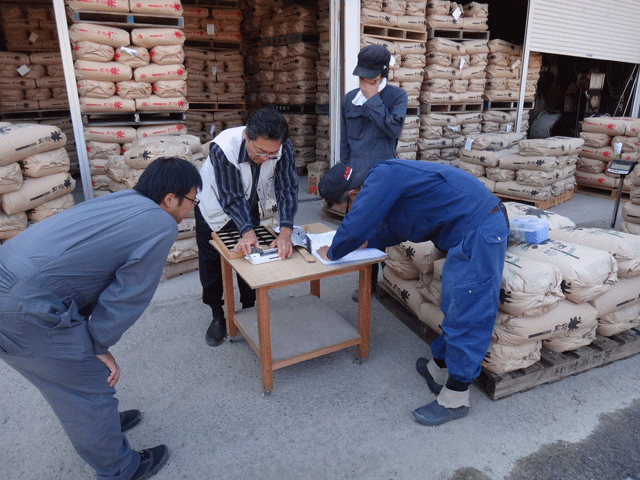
[120,409,142,433]
[131,445,169,480]
[205,307,227,346]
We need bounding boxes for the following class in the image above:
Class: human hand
[271,227,293,259]
[234,229,260,255]
[316,246,330,261]
[96,351,120,387]
[359,77,381,100]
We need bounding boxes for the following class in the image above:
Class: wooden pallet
[258,33,320,47]
[0,109,71,121]
[82,111,186,126]
[420,103,483,114]
[376,281,640,401]
[427,27,490,40]
[495,188,574,210]
[576,183,630,200]
[362,23,428,43]
[484,100,535,111]
[68,8,184,27]
[187,101,247,112]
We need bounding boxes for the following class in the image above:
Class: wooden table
[210,223,385,392]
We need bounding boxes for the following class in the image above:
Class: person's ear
[348,187,360,199]
[161,192,178,208]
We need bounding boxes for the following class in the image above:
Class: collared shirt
[209,138,298,235]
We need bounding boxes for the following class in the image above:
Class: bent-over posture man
[317,160,509,426]
[0,157,202,479]
[195,107,298,346]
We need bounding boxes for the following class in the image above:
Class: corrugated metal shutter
[527,0,640,63]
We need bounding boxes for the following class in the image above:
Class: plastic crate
[509,218,549,244]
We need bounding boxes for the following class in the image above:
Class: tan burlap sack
[36,77,66,89]
[89,158,108,176]
[135,95,188,111]
[470,132,525,150]
[131,28,186,48]
[67,0,129,11]
[1,172,75,215]
[19,147,70,178]
[589,276,640,319]
[0,211,27,240]
[597,301,640,337]
[493,300,598,347]
[69,23,130,47]
[113,46,150,68]
[416,272,441,305]
[72,41,115,62]
[482,340,541,374]
[136,124,186,138]
[150,45,185,65]
[87,141,120,159]
[166,237,198,263]
[576,156,607,174]
[516,168,563,187]
[462,17,487,30]
[124,142,191,169]
[622,201,640,224]
[133,134,201,154]
[0,124,66,166]
[382,267,423,317]
[581,116,640,136]
[79,96,136,113]
[575,170,619,188]
[84,126,137,144]
[621,221,640,234]
[508,239,617,304]
[579,131,611,148]
[75,60,133,82]
[499,154,559,172]
[495,180,553,200]
[27,193,75,222]
[500,251,565,317]
[134,63,187,83]
[116,80,152,99]
[77,80,116,99]
[25,88,52,101]
[542,315,598,352]
[175,217,196,240]
[0,163,22,195]
[459,161,485,177]
[548,227,640,278]
[105,155,127,183]
[0,52,30,65]
[385,245,421,280]
[519,136,585,156]
[38,99,70,110]
[0,78,36,90]
[486,167,515,182]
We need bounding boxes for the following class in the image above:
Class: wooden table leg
[221,257,237,338]
[256,287,273,392]
[356,264,372,360]
[310,279,320,298]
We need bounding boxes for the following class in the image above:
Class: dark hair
[380,66,389,79]
[245,107,289,142]
[326,189,350,209]
[134,157,202,204]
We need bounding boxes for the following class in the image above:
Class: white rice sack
[0,124,66,166]
[105,155,127,183]
[124,142,191,169]
[0,211,27,240]
[116,81,153,99]
[114,46,150,68]
[519,136,584,156]
[150,45,185,65]
[508,240,617,304]
[132,134,202,154]
[502,202,576,229]
[500,251,565,317]
[1,172,75,216]
[79,96,136,113]
[131,28,186,48]
[589,276,640,317]
[385,245,420,280]
[493,299,599,346]
[382,266,423,317]
[135,95,188,111]
[130,0,183,16]
[0,163,22,195]
[89,158,108,176]
[72,41,115,62]
[27,193,75,222]
[87,141,120,159]
[133,64,187,83]
[542,313,597,353]
[67,0,129,11]
[75,60,133,82]
[597,302,640,337]
[77,80,116,99]
[136,124,186,138]
[19,147,70,178]
[482,340,541,374]
[548,227,640,278]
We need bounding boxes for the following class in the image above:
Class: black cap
[353,45,391,79]
[318,163,368,203]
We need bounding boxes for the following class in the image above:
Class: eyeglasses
[183,195,200,206]
[254,151,280,160]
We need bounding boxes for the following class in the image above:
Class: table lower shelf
[233,294,361,367]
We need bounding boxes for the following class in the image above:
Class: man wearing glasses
[195,107,298,347]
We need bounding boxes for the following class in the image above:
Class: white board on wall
[527,0,640,64]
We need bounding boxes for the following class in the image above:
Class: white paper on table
[307,231,387,266]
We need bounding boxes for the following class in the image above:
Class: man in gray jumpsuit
[0,157,202,480]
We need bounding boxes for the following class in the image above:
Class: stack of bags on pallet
[397,114,421,160]
[0,123,75,242]
[259,4,316,39]
[0,52,68,112]
[624,165,640,234]
[418,111,482,164]
[421,37,487,107]
[576,116,640,192]
[309,114,331,192]
[361,0,428,34]
[315,0,330,106]
[484,40,540,104]
[184,110,217,144]
[70,22,188,115]
[460,134,580,202]
[282,113,318,171]
[0,4,60,52]
[424,0,489,32]
[184,47,245,104]
[239,0,283,35]
[47,118,78,175]
[183,6,242,43]
[481,109,529,134]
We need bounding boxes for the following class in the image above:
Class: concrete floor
[2,177,639,480]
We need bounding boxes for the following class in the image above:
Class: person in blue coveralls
[316,160,510,426]
[0,157,202,480]
[341,44,408,301]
